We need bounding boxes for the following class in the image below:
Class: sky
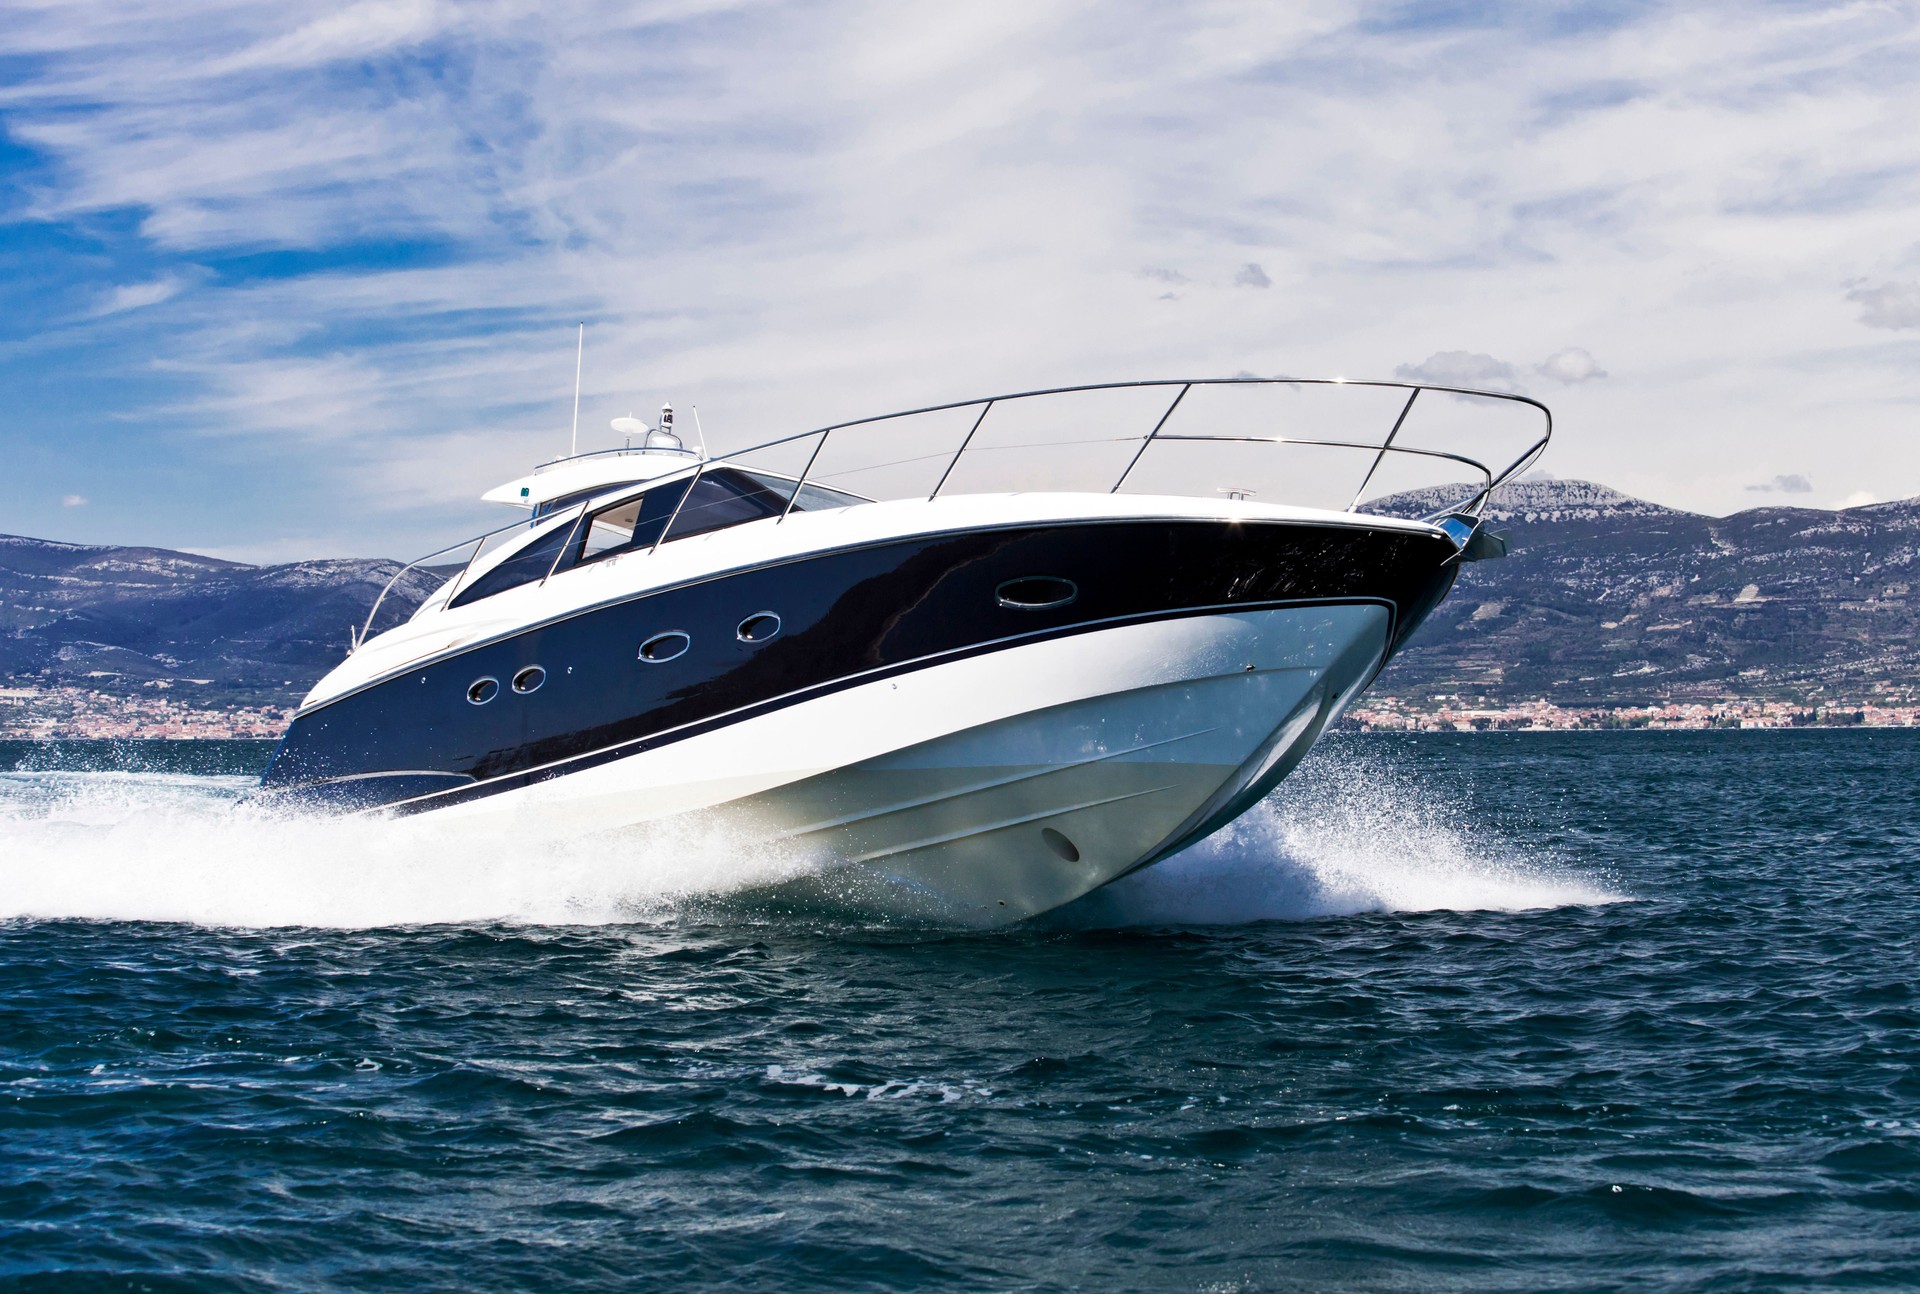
[2,0,1917,563]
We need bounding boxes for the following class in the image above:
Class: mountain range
[1362,479,1918,705]
[0,537,444,707]
[2,478,1915,711]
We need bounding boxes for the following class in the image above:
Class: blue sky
[2,0,1917,562]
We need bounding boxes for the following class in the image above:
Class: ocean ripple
[1,731,1917,1290]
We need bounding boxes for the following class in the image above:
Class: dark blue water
[3,732,1917,1290]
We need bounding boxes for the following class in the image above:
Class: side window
[740,470,866,512]
[450,467,869,609]
[566,468,784,570]
[664,470,787,540]
[570,478,692,568]
[579,497,642,560]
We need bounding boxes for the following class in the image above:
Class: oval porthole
[1040,827,1081,863]
[512,665,546,694]
[638,631,691,664]
[997,576,1078,611]
[466,677,499,705]
[736,612,782,643]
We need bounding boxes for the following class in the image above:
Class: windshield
[448,467,866,609]
[531,480,644,520]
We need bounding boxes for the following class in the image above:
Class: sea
[1,730,1916,1291]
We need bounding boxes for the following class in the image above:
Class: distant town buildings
[1344,695,1920,732]
[0,687,291,740]
[2,682,1915,741]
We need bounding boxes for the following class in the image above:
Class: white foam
[0,769,815,928]
[0,741,1620,930]
[1061,741,1623,927]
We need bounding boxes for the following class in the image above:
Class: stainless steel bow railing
[355,377,1550,652]
[776,377,1548,517]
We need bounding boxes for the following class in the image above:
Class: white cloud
[1536,347,1607,384]
[210,0,445,74]
[1,0,1918,554]
[89,276,188,317]
[1394,351,1525,394]
[1746,473,1811,494]
[1837,490,1879,508]
[1847,281,1920,330]
[61,494,89,507]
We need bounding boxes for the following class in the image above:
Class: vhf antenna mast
[569,322,584,457]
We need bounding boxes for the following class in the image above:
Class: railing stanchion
[1347,388,1420,512]
[1110,384,1190,494]
[542,504,590,585]
[437,535,488,609]
[779,429,832,522]
[652,462,707,555]
[928,401,993,501]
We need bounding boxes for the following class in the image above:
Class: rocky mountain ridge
[1363,480,1919,705]
[1367,478,1687,524]
[3,478,1916,711]
[0,536,445,706]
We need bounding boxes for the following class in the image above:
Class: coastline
[4,681,1918,740]
[0,686,290,740]
[1346,695,1920,732]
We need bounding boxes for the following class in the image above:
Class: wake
[1057,742,1620,926]
[0,769,812,928]
[0,744,1619,930]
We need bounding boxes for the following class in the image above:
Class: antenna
[691,406,709,460]
[569,323,584,457]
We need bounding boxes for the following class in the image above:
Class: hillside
[0,536,445,708]
[3,479,1917,720]
[1363,480,1920,706]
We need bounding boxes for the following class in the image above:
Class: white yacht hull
[262,376,1542,926]
[420,603,1390,926]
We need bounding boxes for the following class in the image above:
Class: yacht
[256,378,1548,924]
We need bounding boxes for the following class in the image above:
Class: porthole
[997,576,1078,611]
[1040,827,1080,863]
[512,665,546,694]
[736,612,782,643]
[466,677,500,705]
[639,630,691,664]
